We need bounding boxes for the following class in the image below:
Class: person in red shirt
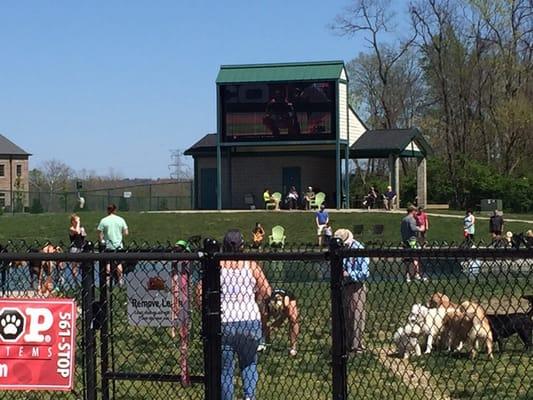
[415,206,429,247]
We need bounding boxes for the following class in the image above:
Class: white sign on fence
[123,191,132,198]
[126,269,172,327]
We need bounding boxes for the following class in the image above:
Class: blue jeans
[221,320,262,400]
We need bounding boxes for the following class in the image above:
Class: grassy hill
[0,210,530,245]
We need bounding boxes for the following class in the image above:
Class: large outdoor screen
[220,81,336,141]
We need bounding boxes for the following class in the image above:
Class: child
[322,222,333,246]
[252,222,265,248]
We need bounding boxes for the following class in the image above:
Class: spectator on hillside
[415,207,429,246]
[401,206,425,282]
[322,222,333,246]
[97,203,129,286]
[334,228,370,354]
[263,189,279,210]
[384,186,397,211]
[68,213,87,280]
[286,186,299,210]
[315,204,329,247]
[304,186,316,210]
[251,222,265,249]
[489,210,504,240]
[463,209,476,244]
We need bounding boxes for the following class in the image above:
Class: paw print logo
[0,309,25,342]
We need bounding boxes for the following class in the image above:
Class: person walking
[401,206,424,282]
[97,204,129,285]
[463,209,476,244]
[220,229,271,400]
[334,228,370,354]
[315,204,329,247]
[415,206,429,246]
[489,210,504,241]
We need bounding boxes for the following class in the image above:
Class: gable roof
[216,61,345,84]
[350,128,432,158]
[184,133,217,156]
[0,134,31,156]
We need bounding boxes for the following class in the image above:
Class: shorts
[317,225,325,236]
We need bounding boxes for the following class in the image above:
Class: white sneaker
[406,274,411,283]
[414,274,421,281]
[289,348,297,357]
[257,343,267,352]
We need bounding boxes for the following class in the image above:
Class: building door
[200,168,217,209]
[282,167,301,197]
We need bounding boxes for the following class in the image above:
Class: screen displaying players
[221,81,336,141]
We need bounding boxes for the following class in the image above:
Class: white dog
[408,304,447,354]
[393,322,422,359]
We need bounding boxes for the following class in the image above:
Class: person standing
[219,230,271,400]
[68,213,87,281]
[463,209,476,243]
[315,204,329,247]
[334,228,370,354]
[97,204,129,285]
[489,210,504,241]
[415,207,429,246]
[401,206,424,282]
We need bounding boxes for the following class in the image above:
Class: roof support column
[344,144,350,209]
[336,140,341,210]
[216,139,222,210]
[389,154,400,209]
[417,157,427,208]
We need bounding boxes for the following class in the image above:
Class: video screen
[221,81,336,141]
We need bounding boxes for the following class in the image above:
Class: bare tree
[31,160,74,194]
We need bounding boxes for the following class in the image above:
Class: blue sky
[0,1,404,178]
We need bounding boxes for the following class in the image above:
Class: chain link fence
[1,181,193,214]
[0,240,530,399]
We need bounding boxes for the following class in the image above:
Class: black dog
[487,295,533,351]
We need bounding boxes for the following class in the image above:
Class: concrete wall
[0,156,29,208]
[228,154,336,209]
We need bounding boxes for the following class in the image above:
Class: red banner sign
[0,298,77,391]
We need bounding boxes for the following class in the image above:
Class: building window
[0,165,4,177]
[16,165,22,177]
[0,193,5,207]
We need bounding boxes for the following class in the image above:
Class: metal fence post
[329,238,348,400]
[202,238,222,400]
[99,252,110,400]
[81,242,97,400]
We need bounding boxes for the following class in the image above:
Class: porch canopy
[349,128,433,207]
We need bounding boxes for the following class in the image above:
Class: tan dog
[443,301,493,360]
[428,292,459,310]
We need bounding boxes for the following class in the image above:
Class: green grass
[0,210,531,245]
[0,211,531,399]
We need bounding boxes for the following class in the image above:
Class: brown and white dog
[443,301,494,360]
[29,244,64,295]
[428,292,459,310]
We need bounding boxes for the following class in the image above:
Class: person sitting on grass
[251,222,265,249]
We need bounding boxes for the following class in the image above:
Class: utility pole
[168,149,191,180]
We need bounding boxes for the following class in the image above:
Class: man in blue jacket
[334,228,370,354]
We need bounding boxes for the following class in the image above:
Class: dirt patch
[374,346,451,400]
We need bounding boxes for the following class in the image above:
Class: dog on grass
[486,295,533,351]
[393,321,422,359]
[407,304,447,354]
[28,244,64,295]
[443,301,494,360]
[428,292,459,310]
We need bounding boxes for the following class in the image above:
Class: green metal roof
[216,61,345,84]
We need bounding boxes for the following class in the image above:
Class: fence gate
[95,256,205,400]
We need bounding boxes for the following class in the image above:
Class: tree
[31,160,74,194]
